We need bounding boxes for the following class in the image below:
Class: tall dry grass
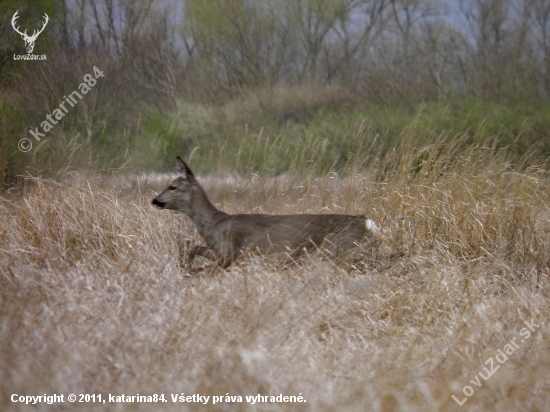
[0,132,549,411]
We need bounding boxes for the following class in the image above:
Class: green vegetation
[98,95,550,174]
[2,90,549,185]
[11,95,550,170]
[2,0,550,186]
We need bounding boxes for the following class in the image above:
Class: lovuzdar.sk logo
[11,10,48,61]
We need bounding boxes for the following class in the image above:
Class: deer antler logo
[11,11,49,54]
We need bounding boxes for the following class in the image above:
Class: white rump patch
[364,217,380,236]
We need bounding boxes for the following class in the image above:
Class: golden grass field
[1,134,549,411]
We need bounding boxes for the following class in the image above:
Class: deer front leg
[186,245,220,271]
[282,241,319,268]
[187,245,241,273]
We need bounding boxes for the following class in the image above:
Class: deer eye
[168,185,177,190]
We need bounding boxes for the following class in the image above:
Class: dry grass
[1,134,549,411]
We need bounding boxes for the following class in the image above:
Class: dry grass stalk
[1,135,549,411]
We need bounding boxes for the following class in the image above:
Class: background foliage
[1,0,550,184]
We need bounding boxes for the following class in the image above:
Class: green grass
[2,87,550,186]
[126,96,548,177]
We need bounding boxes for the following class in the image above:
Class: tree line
[2,0,550,105]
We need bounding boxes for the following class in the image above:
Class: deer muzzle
[151,198,166,209]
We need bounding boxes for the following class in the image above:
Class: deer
[11,11,49,54]
[152,157,380,272]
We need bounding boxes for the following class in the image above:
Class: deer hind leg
[282,240,319,268]
[215,249,242,269]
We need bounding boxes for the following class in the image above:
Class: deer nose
[152,198,165,209]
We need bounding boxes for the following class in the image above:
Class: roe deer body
[152,157,379,271]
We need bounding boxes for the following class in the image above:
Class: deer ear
[176,156,195,180]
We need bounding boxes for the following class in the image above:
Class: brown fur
[152,157,379,271]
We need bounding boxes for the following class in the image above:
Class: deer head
[11,11,49,54]
[152,157,212,217]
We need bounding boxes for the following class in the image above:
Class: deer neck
[188,190,227,238]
